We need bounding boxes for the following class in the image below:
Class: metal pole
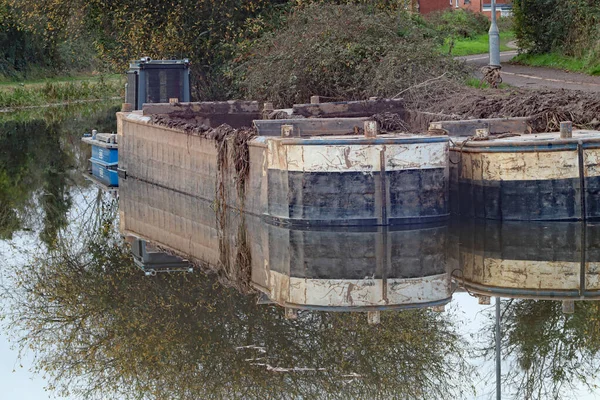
[496,296,501,400]
[489,0,501,67]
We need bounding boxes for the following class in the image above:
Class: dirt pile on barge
[422,88,600,133]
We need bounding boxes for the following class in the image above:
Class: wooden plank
[292,99,405,118]
[254,118,368,137]
[429,117,530,137]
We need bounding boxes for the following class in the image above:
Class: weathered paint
[450,130,600,220]
[119,111,450,226]
[282,141,447,173]
[266,134,449,225]
[461,255,581,290]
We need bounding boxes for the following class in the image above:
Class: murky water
[1,104,600,400]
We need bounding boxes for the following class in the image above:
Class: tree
[480,299,600,400]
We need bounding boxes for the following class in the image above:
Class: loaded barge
[117,99,450,227]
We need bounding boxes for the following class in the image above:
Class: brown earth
[419,87,600,133]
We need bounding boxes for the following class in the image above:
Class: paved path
[460,51,600,93]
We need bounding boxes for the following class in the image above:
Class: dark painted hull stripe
[263,214,449,228]
[452,176,600,221]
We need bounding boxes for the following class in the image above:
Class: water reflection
[4,105,600,399]
[457,220,600,301]
[455,220,600,400]
[0,103,119,244]
[120,177,453,315]
[3,193,472,399]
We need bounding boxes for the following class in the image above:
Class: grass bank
[511,52,600,76]
[0,74,123,109]
[442,32,515,56]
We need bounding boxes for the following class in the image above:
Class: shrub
[513,0,600,56]
[234,4,469,107]
[427,9,490,39]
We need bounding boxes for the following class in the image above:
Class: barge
[118,99,450,227]
[447,126,600,221]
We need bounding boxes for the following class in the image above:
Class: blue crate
[91,144,119,164]
[90,160,119,187]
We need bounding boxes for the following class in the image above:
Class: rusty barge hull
[117,107,450,227]
[450,131,600,221]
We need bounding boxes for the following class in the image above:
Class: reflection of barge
[119,177,452,318]
[128,237,192,276]
[252,224,452,312]
[82,132,119,187]
[457,220,600,300]
[450,130,600,221]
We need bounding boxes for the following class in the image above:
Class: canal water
[1,103,600,400]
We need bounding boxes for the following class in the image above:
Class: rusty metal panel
[429,117,530,137]
[292,98,405,118]
[254,118,368,136]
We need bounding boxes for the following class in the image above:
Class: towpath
[460,51,600,93]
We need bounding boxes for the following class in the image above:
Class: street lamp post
[496,296,501,400]
[489,0,501,67]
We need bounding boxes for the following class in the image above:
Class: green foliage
[0,76,122,108]
[77,0,290,100]
[441,32,515,57]
[0,0,99,78]
[512,0,600,73]
[235,4,468,107]
[0,1,49,77]
[293,0,416,12]
[427,9,489,40]
[513,52,600,76]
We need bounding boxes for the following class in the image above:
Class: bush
[234,4,469,107]
[513,0,600,56]
[427,9,490,39]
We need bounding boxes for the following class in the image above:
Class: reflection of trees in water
[482,299,600,400]
[0,104,118,244]
[2,201,473,400]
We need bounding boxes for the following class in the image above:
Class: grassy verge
[442,31,515,56]
[0,73,120,86]
[0,75,123,108]
[511,52,600,76]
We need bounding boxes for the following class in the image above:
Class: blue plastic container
[91,145,119,164]
[90,159,119,187]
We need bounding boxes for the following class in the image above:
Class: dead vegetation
[148,115,256,294]
[424,88,600,133]
[235,4,469,108]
